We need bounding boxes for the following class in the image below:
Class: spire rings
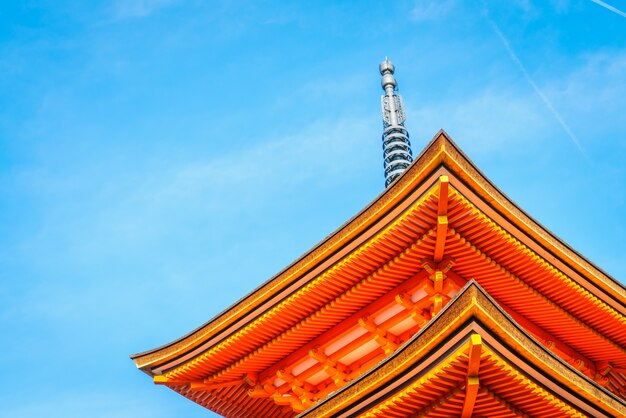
[379,59,413,187]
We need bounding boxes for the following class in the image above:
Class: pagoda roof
[301,281,625,418]
[131,130,626,415]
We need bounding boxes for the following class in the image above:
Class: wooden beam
[467,334,482,375]
[243,372,258,386]
[437,175,449,216]
[275,369,317,406]
[255,269,465,401]
[433,216,448,263]
[434,176,449,263]
[272,393,307,413]
[248,386,268,398]
[358,316,399,355]
[421,258,460,317]
[263,287,437,394]
[272,393,300,406]
[432,294,444,316]
[258,270,430,383]
[443,269,468,290]
[309,348,349,384]
[433,270,444,293]
[248,383,276,398]
[395,292,414,310]
[438,257,455,273]
[153,375,169,385]
[189,379,245,391]
[461,334,482,418]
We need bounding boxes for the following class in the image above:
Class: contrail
[591,0,626,18]
[485,14,586,156]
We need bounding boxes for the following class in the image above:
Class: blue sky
[1,1,625,417]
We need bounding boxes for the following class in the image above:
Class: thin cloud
[591,0,626,18]
[409,87,552,153]
[410,0,455,21]
[485,14,587,156]
[97,0,178,24]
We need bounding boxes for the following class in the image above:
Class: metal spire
[380,58,413,188]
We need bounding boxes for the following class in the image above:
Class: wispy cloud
[484,12,587,156]
[109,0,178,22]
[409,0,455,21]
[6,116,375,273]
[409,87,552,153]
[591,0,626,18]
[543,50,626,137]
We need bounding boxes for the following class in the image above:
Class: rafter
[451,225,626,362]
[417,387,462,417]
[448,187,626,329]
[202,228,440,386]
[446,267,600,381]
[497,299,598,379]
[478,386,526,417]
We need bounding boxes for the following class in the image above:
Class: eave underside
[153,174,626,405]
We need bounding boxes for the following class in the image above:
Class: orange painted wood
[461,376,479,418]
[461,334,482,417]
[258,270,430,383]
[433,216,448,263]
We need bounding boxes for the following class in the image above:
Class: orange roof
[302,282,625,418]
[131,131,626,416]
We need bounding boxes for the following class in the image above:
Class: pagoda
[131,60,626,417]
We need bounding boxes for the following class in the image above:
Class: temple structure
[131,60,626,417]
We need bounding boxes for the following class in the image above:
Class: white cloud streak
[94,0,179,24]
[591,0,626,18]
[410,0,455,21]
[485,14,587,156]
[408,87,552,153]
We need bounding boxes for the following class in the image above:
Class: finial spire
[380,58,412,187]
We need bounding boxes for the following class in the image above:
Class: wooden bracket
[358,316,398,355]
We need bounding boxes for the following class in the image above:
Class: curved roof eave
[131,129,626,374]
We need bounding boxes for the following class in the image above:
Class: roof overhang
[132,131,626,374]
[131,130,626,415]
[301,281,625,418]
